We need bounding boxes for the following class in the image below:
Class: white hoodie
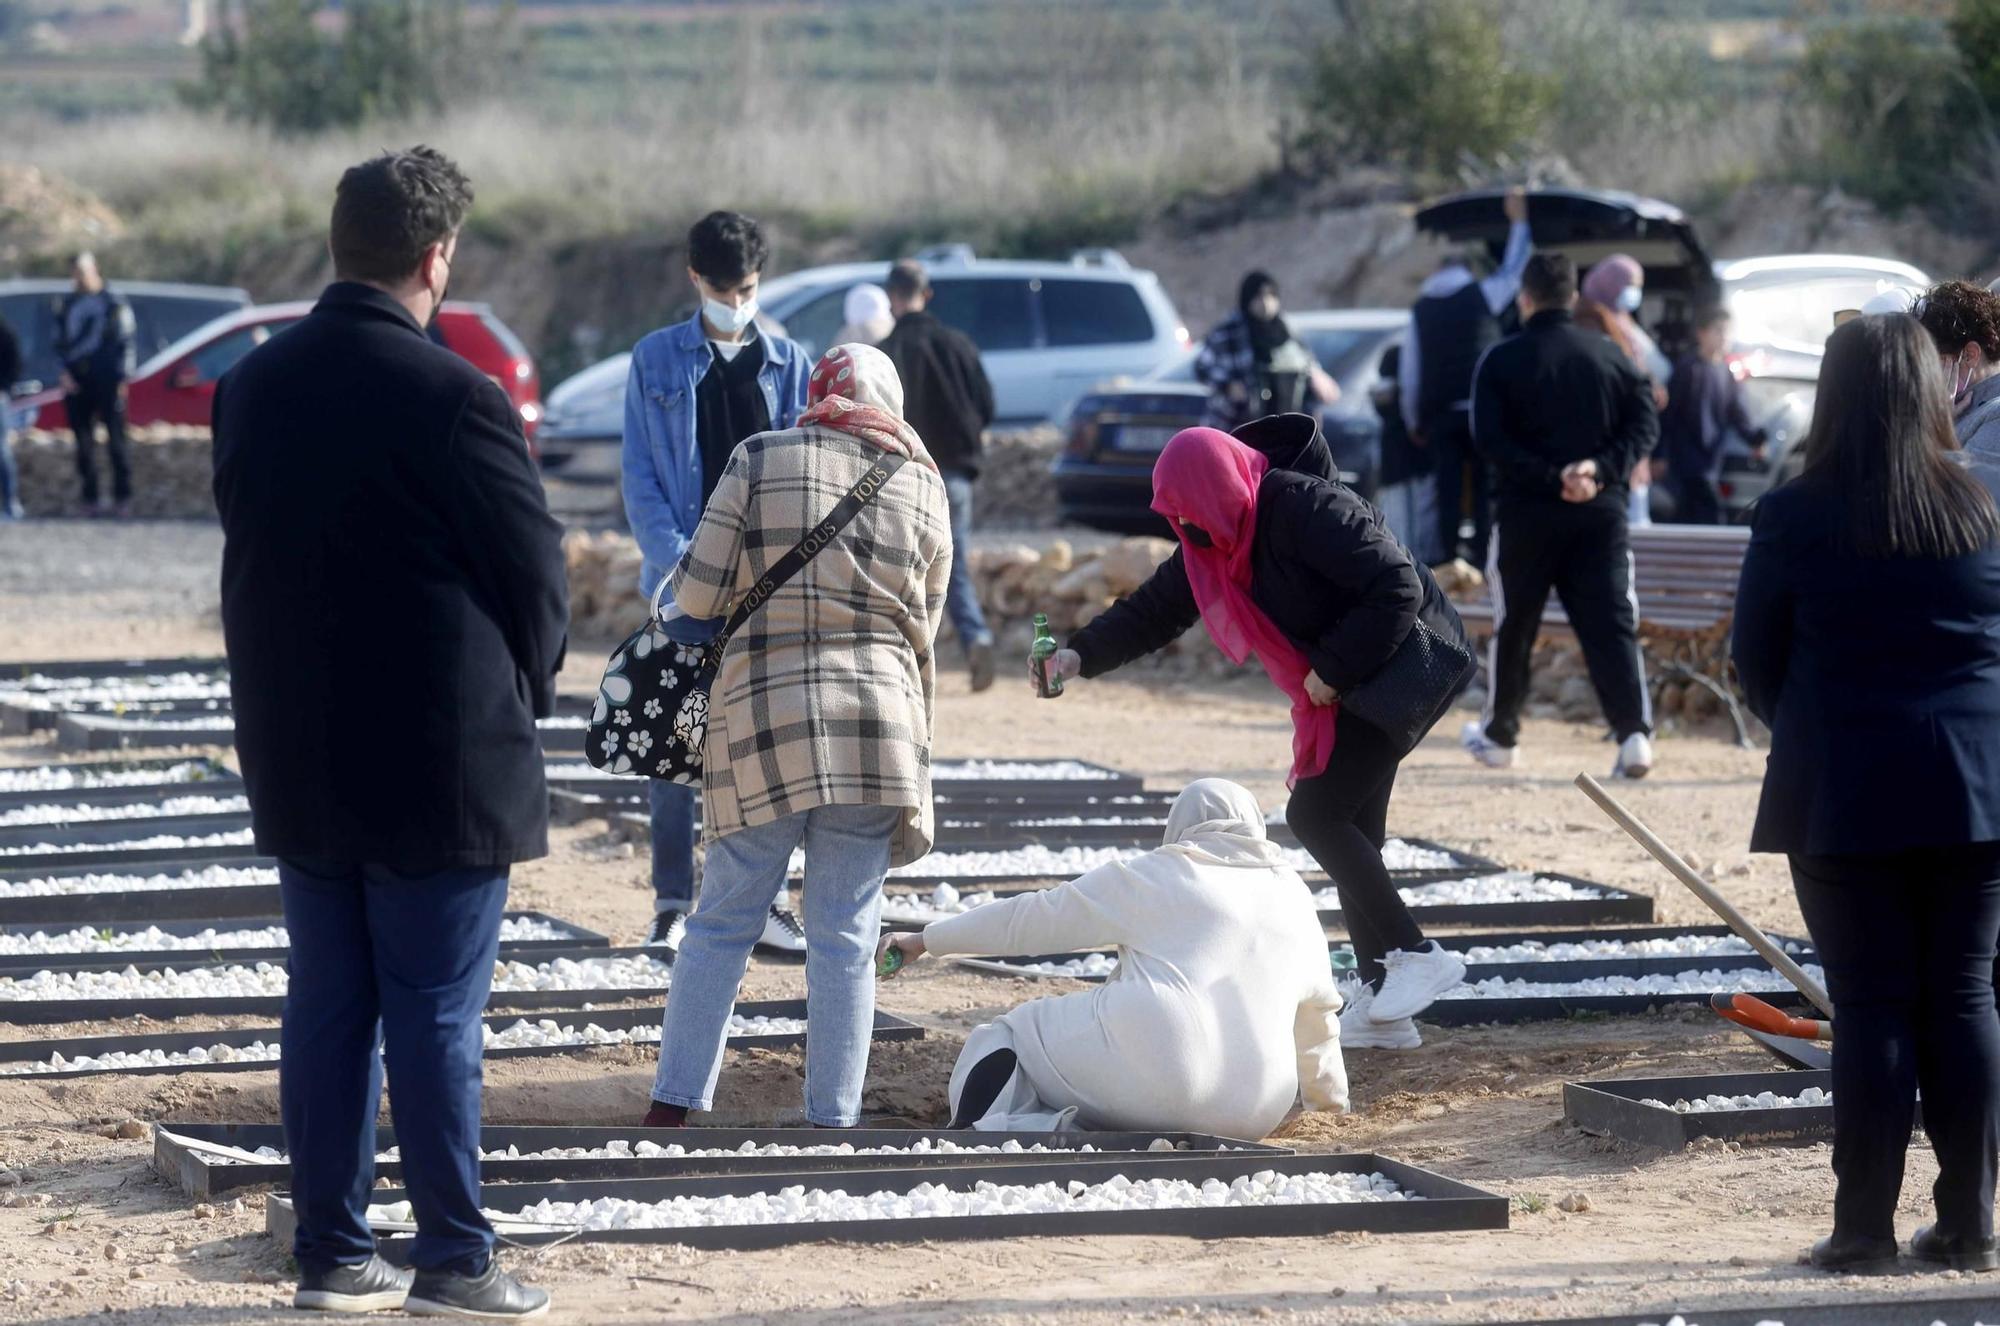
[923,780,1348,1138]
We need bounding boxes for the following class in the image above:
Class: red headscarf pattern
[799,343,934,466]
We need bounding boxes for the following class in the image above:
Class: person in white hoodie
[876,779,1349,1138]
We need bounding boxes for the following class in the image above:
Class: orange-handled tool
[1711,993,1831,1042]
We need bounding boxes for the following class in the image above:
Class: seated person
[877,779,1348,1137]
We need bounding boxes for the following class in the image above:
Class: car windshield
[1150,325,1390,385]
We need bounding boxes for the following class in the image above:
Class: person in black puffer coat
[1039,412,1472,1049]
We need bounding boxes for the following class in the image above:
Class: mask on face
[1251,295,1281,322]
[1180,521,1216,549]
[1616,285,1643,314]
[1953,351,1978,405]
[704,296,759,336]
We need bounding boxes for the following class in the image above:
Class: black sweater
[880,311,995,476]
[1069,414,1467,693]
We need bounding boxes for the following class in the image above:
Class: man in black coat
[54,252,136,516]
[880,258,999,691]
[212,146,563,1319]
[1464,253,1660,778]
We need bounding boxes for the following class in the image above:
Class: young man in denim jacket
[622,210,811,955]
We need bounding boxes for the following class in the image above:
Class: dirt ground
[0,520,1983,1325]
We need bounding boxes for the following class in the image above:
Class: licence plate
[1111,423,1178,452]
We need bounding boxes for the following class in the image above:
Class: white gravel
[0,794,250,828]
[203,1135,1168,1166]
[0,828,257,857]
[1639,1087,1832,1113]
[0,1040,281,1077]
[930,761,1124,781]
[537,716,591,730]
[5,680,232,709]
[0,864,277,899]
[431,1168,1415,1232]
[489,954,671,994]
[963,953,1120,979]
[0,953,671,1002]
[1311,872,1606,910]
[1440,965,1824,1001]
[0,916,573,958]
[879,883,998,924]
[0,671,223,698]
[0,761,222,794]
[860,843,1321,880]
[69,715,235,731]
[1456,935,1771,964]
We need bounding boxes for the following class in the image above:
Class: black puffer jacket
[1070,414,1468,693]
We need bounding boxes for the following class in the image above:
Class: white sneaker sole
[1340,1024,1423,1051]
[295,1290,410,1313]
[1371,953,1468,1024]
[403,1296,550,1320]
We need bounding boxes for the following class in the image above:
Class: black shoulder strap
[717,451,912,648]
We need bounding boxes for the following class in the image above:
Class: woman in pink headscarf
[1039,412,1474,1046]
[1577,255,1671,525]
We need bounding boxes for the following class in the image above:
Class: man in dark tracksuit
[1463,253,1661,779]
[54,253,137,515]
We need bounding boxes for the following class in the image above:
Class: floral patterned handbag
[583,452,909,781]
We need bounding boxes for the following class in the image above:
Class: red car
[21,301,543,443]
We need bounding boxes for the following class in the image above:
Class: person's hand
[1031,647,1081,693]
[1304,669,1339,707]
[1561,459,1601,504]
[875,931,927,978]
[1504,187,1529,225]
[1310,366,1341,405]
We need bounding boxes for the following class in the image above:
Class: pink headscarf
[1151,427,1336,786]
[1582,254,1643,309]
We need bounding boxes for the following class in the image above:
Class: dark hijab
[1238,270,1292,362]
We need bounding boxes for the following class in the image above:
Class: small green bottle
[1030,613,1063,699]
[877,944,905,979]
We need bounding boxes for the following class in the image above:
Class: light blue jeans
[941,470,993,650]
[651,803,899,1126]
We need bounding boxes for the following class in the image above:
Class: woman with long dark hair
[1039,413,1473,1047]
[1734,313,2000,1273]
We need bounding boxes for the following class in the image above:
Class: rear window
[774,285,852,363]
[928,279,1035,352]
[137,297,245,360]
[1728,277,1908,355]
[1038,279,1155,347]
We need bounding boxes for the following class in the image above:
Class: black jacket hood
[1233,412,1337,484]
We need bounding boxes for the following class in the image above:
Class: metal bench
[1452,525,1754,746]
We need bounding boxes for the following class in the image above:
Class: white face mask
[703,296,758,336]
[1617,285,1643,313]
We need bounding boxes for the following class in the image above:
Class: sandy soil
[0,520,1981,1325]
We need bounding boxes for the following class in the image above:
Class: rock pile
[11,426,216,519]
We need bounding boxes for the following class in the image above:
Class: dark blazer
[879,311,994,477]
[1471,308,1659,510]
[1733,467,2000,855]
[212,283,568,869]
[1069,413,1467,694]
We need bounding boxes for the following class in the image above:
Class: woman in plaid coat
[645,343,953,1129]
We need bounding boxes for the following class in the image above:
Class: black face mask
[1180,522,1215,549]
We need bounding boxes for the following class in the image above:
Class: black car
[1052,308,1407,535]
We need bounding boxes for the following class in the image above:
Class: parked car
[535,246,1190,475]
[1051,309,1408,534]
[1,279,251,394]
[1414,188,1932,523]
[15,300,543,444]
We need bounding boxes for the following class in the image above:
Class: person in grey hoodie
[1916,280,2000,461]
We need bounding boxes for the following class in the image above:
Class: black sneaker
[404,1259,549,1319]
[645,907,687,956]
[294,1254,412,1313]
[756,903,808,955]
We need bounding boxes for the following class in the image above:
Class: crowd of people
[185,135,2000,1311]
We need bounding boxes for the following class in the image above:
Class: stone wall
[9,427,216,519]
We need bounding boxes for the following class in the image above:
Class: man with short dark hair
[213,145,564,1319]
[1660,306,1765,525]
[55,251,136,517]
[1462,252,1661,779]
[880,257,997,690]
[622,209,811,957]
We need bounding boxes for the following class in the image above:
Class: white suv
[537,247,1188,469]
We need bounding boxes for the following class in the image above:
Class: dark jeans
[1484,500,1651,747]
[1286,708,1423,989]
[650,777,699,908]
[0,412,18,514]
[67,379,130,505]
[278,858,509,1275]
[1670,473,1724,526]
[1430,410,1489,566]
[1791,846,2000,1245]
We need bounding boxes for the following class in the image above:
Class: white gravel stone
[6,680,232,709]
[0,953,670,1002]
[1440,965,1824,1001]
[0,761,220,795]
[0,672,224,699]
[201,1135,1150,1166]
[394,1168,1416,1232]
[0,1040,282,1076]
[0,828,256,857]
[1310,872,1605,910]
[0,916,570,958]
[1456,935,1774,964]
[0,794,250,828]
[1639,1088,1832,1113]
[929,761,1122,781]
[857,843,1319,880]
[0,864,278,899]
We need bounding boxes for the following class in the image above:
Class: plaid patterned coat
[668,425,952,866]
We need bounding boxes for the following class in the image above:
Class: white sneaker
[756,903,808,955]
[1371,941,1467,1023]
[1339,984,1423,1050]
[1461,720,1519,769]
[645,907,687,956]
[1614,731,1655,780]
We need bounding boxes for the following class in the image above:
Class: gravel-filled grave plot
[266,1152,1505,1253]
[55,711,237,752]
[0,757,237,809]
[0,792,249,831]
[1560,1069,1907,1150]
[0,946,679,1023]
[0,860,281,925]
[542,757,1151,802]
[0,821,259,870]
[0,656,228,687]
[156,1123,1284,1198]
[0,911,607,971]
[0,1001,920,1081]
[1420,964,1826,1026]
[856,838,1491,892]
[1,691,233,736]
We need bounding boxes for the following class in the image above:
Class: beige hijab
[1158,778,1288,870]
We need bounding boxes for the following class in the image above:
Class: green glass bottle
[1030,613,1063,699]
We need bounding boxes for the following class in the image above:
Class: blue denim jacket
[621,311,811,595]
